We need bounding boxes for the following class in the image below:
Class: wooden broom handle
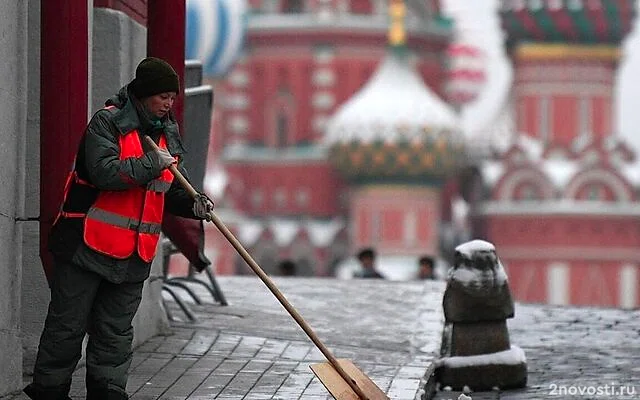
[144,136,369,399]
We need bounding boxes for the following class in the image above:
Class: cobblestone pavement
[433,304,640,400]
[8,276,446,400]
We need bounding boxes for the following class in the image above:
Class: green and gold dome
[324,1,464,184]
[500,0,637,46]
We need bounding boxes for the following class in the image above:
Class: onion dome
[325,0,463,184]
[325,52,463,183]
[500,0,637,45]
[445,41,486,108]
[186,0,248,77]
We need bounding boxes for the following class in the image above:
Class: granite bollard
[437,240,527,391]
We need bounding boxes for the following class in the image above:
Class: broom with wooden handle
[144,136,388,400]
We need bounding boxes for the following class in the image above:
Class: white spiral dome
[325,52,459,145]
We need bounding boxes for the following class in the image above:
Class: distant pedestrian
[418,255,435,280]
[278,259,297,276]
[355,248,384,279]
[24,57,214,400]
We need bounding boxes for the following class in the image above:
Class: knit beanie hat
[130,57,180,99]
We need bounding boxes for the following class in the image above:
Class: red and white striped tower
[444,41,487,113]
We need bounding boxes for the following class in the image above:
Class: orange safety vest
[57,116,175,263]
[85,132,174,262]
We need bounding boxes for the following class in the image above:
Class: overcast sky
[441,0,640,151]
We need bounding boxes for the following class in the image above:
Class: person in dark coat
[355,247,384,279]
[24,58,214,400]
[278,259,297,276]
[418,255,435,280]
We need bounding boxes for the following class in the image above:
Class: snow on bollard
[437,239,527,391]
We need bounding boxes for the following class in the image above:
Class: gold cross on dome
[388,0,406,47]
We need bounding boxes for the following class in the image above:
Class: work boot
[87,376,129,400]
[86,388,128,400]
[23,382,72,400]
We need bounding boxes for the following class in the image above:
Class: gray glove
[154,148,176,169]
[193,193,214,221]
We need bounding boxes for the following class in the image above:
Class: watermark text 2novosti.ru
[549,383,637,397]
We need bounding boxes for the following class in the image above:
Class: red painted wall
[592,96,611,139]
[350,0,373,14]
[568,261,620,307]
[94,0,148,25]
[552,95,577,146]
[501,260,548,304]
[147,0,186,126]
[519,96,538,140]
[226,162,345,217]
[486,215,640,249]
[484,214,640,306]
[513,57,615,147]
[351,187,440,256]
[41,0,89,282]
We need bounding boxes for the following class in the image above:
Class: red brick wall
[486,215,640,249]
[552,95,577,147]
[226,162,346,217]
[351,187,441,256]
[94,0,147,26]
[487,215,640,306]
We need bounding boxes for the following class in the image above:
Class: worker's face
[143,92,177,118]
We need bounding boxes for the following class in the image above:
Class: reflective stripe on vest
[86,207,162,235]
[83,129,175,262]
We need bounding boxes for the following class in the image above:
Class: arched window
[587,185,603,201]
[276,111,288,148]
[518,184,541,201]
[271,84,295,148]
[565,170,630,202]
[499,169,553,201]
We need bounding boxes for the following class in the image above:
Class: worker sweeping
[23,57,214,400]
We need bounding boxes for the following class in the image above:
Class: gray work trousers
[27,258,143,399]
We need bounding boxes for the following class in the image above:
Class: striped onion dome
[325,51,464,184]
[445,41,486,107]
[500,0,636,45]
[186,0,248,77]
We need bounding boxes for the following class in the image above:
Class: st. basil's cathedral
[186,0,640,309]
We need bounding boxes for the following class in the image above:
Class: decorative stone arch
[563,168,632,202]
[496,167,554,201]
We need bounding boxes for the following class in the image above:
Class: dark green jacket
[49,86,198,283]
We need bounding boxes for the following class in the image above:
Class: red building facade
[207,0,456,276]
[473,0,639,308]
